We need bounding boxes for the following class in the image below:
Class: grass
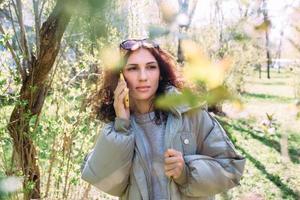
[242,92,295,103]
[288,132,300,164]
[217,68,300,200]
[246,81,287,86]
[216,117,300,200]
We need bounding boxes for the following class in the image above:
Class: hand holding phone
[120,73,130,108]
[113,73,130,120]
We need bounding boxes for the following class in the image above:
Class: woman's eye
[127,67,137,71]
[148,65,157,69]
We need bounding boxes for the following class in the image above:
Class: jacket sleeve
[81,117,134,197]
[174,109,246,197]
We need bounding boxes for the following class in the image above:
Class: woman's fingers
[164,149,185,178]
[164,162,179,171]
[118,88,128,103]
[114,81,126,97]
[164,156,180,164]
[164,161,184,179]
[114,83,127,100]
[165,167,182,178]
[113,83,129,113]
[113,77,130,119]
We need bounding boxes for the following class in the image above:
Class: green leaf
[204,86,232,106]
[155,88,202,109]
[148,25,170,39]
[0,79,6,87]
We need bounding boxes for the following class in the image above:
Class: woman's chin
[132,93,155,102]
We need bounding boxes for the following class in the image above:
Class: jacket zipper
[136,147,152,198]
[132,117,153,199]
[167,178,172,200]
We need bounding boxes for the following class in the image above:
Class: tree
[261,0,272,79]
[176,0,198,63]
[1,0,76,199]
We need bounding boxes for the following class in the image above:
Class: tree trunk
[276,29,284,73]
[265,29,271,79]
[7,0,74,199]
[176,0,198,64]
[262,0,271,79]
[177,33,184,63]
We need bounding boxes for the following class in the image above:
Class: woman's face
[123,48,160,103]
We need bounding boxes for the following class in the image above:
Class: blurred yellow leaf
[254,20,271,32]
[181,40,232,89]
[99,47,122,71]
[159,0,179,23]
[232,99,244,112]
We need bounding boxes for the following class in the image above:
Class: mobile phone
[120,73,129,108]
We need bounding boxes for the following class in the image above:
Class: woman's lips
[136,86,150,92]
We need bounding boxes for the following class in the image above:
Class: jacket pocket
[180,132,197,155]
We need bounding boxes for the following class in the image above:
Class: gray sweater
[134,111,168,200]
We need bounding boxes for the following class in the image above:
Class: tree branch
[15,0,31,63]
[32,0,75,85]
[288,38,300,53]
[8,1,22,54]
[38,0,46,21]
[187,0,198,28]
[32,0,41,55]
[0,24,26,81]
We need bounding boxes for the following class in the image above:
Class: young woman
[81,39,245,200]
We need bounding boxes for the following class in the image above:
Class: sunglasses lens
[120,39,159,50]
[121,40,138,50]
[144,41,158,48]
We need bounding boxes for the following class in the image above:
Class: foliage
[1,0,300,199]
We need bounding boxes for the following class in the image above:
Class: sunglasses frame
[119,38,159,51]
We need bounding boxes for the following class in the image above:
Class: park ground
[218,68,300,200]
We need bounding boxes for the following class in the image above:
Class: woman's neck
[131,99,154,114]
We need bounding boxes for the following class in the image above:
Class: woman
[81,39,245,200]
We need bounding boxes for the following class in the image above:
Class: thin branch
[38,0,46,22]
[288,38,300,53]
[15,0,31,63]
[187,0,198,28]
[0,24,26,81]
[32,0,41,55]
[8,1,22,53]
[0,6,11,19]
[10,0,20,22]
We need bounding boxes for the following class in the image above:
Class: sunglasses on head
[119,39,159,51]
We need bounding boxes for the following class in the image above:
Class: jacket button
[184,139,189,144]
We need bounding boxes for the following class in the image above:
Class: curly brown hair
[90,46,184,124]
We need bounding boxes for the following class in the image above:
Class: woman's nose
[138,69,147,81]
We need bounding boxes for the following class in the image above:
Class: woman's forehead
[126,48,157,65]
